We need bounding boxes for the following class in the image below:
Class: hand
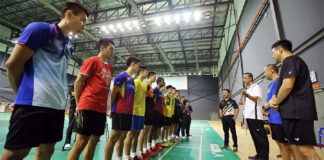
[239,99,244,105]
[261,109,269,116]
[242,89,248,96]
[232,117,236,121]
[270,104,279,111]
[9,103,14,110]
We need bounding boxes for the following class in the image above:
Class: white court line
[158,141,179,160]
[199,123,204,160]
[174,146,200,149]
[0,142,5,145]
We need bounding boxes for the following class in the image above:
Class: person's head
[166,85,173,94]
[243,72,253,85]
[171,87,176,95]
[138,66,148,79]
[61,2,90,34]
[180,96,185,102]
[156,77,165,88]
[160,84,166,92]
[175,90,180,98]
[183,99,189,106]
[147,71,157,83]
[97,38,115,59]
[271,40,293,62]
[222,89,230,99]
[126,56,141,73]
[263,64,279,80]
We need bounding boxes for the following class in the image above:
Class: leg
[131,131,140,153]
[124,131,135,157]
[66,133,90,160]
[83,135,100,160]
[296,145,321,160]
[222,117,230,147]
[247,119,269,159]
[229,117,237,147]
[1,148,31,160]
[105,129,122,160]
[34,143,56,160]
[276,142,293,160]
[116,131,128,158]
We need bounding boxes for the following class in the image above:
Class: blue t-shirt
[266,78,282,124]
[14,22,73,110]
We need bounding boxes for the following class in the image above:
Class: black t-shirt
[219,98,238,116]
[174,99,182,118]
[276,55,317,120]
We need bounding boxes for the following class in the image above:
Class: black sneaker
[248,155,259,160]
[221,145,230,150]
[233,147,238,152]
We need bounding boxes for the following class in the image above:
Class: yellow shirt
[164,94,175,117]
[133,78,145,116]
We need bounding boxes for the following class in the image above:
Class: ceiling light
[164,15,172,25]
[174,14,180,24]
[108,24,115,30]
[155,17,161,26]
[101,26,107,31]
[183,12,191,23]
[194,10,201,22]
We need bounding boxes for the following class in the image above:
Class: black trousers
[175,118,185,137]
[247,119,269,160]
[183,116,191,137]
[221,116,237,147]
[64,110,76,145]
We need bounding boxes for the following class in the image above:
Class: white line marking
[199,122,204,160]
[174,146,200,149]
[158,141,179,160]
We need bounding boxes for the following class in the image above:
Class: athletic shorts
[282,119,317,146]
[171,115,179,124]
[269,123,288,143]
[131,115,144,131]
[144,110,154,125]
[112,113,132,131]
[75,110,106,136]
[5,105,64,150]
[162,116,172,126]
[152,110,163,128]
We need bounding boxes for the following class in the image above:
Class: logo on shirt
[288,71,292,75]
[101,68,112,87]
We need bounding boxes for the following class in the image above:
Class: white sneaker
[63,144,71,150]
[189,135,193,138]
[181,136,186,139]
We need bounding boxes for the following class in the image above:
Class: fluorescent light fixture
[164,15,171,25]
[108,24,115,30]
[101,26,107,31]
[193,10,201,21]
[174,14,180,24]
[155,17,161,26]
[199,72,202,75]
[183,12,191,23]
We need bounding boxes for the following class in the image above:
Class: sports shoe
[146,150,158,157]
[233,147,238,152]
[221,145,230,150]
[62,144,71,151]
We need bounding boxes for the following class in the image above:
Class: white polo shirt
[244,83,263,120]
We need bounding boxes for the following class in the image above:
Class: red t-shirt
[77,56,113,113]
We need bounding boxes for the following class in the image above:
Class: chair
[319,128,324,149]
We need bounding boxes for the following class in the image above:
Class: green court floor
[0,113,240,160]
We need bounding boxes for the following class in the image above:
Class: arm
[5,44,35,93]
[74,74,88,105]
[109,86,120,110]
[219,109,223,118]
[274,77,295,105]
[233,109,239,120]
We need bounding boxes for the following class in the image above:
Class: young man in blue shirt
[2,2,89,160]
[263,64,295,160]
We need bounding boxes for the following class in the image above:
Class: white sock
[148,143,151,148]
[152,140,156,147]
[117,157,122,160]
[144,148,147,153]
[124,155,130,160]
[131,153,136,158]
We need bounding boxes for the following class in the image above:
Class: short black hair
[176,90,180,93]
[156,77,164,85]
[148,71,156,78]
[62,2,90,18]
[172,87,176,90]
[183,99,189,105]
[223,89,230,93]
[271,40,293,52]
[181,96,185,98]
[97,38,115,52]
[244,72,254,81]
[266,64,279,73]
[126,56,141,67]
[166,85,173,90]
[138,66,147,74]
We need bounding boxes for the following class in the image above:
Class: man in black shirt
[270,40,321,160]
[219,89,239,152]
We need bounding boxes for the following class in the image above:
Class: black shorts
[112,113,132,131]
[282,119,317,146]
[75,110,106,136]
[162,116,172,126]
[269,123,288,143]
[144,110,154,125]
[171,115,179,124]
[5,105,65,150]
[152,110,163,128]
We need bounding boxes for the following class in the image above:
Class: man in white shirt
[241,72,269,160]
